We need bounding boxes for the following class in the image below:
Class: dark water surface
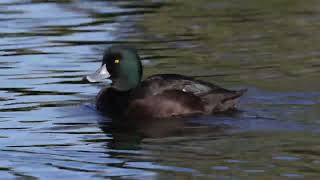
[1,0,320,179]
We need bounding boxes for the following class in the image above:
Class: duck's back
[129,74,246,117]
[132,74,218,98]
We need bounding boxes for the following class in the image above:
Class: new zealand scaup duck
[84,46,246,119]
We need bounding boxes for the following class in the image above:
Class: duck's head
[85,46,142,91]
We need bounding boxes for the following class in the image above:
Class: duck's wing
[132,74,233,98]
[131,74,247,114]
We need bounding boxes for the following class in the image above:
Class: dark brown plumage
[96,74,246,120]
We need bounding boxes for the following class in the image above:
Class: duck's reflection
[98,113,239,150]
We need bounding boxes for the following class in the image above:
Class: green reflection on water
[127,0,320,178]
[141,0,320,91]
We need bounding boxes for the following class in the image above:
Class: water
[0,0,320,179]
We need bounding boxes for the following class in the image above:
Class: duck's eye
[114,59,120,64]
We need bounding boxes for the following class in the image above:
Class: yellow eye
[114,59,120,64]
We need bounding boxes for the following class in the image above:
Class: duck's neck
[113,72,141,91]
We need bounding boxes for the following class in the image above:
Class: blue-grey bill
[85,64,112,84]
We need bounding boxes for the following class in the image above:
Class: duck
[84,46,246,120]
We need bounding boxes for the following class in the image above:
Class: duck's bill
[84,64,112,84]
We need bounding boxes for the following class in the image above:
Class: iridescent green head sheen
[85,46,142,91]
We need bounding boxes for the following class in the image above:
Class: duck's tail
[222,88,247,103]
[200,88,247,113]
